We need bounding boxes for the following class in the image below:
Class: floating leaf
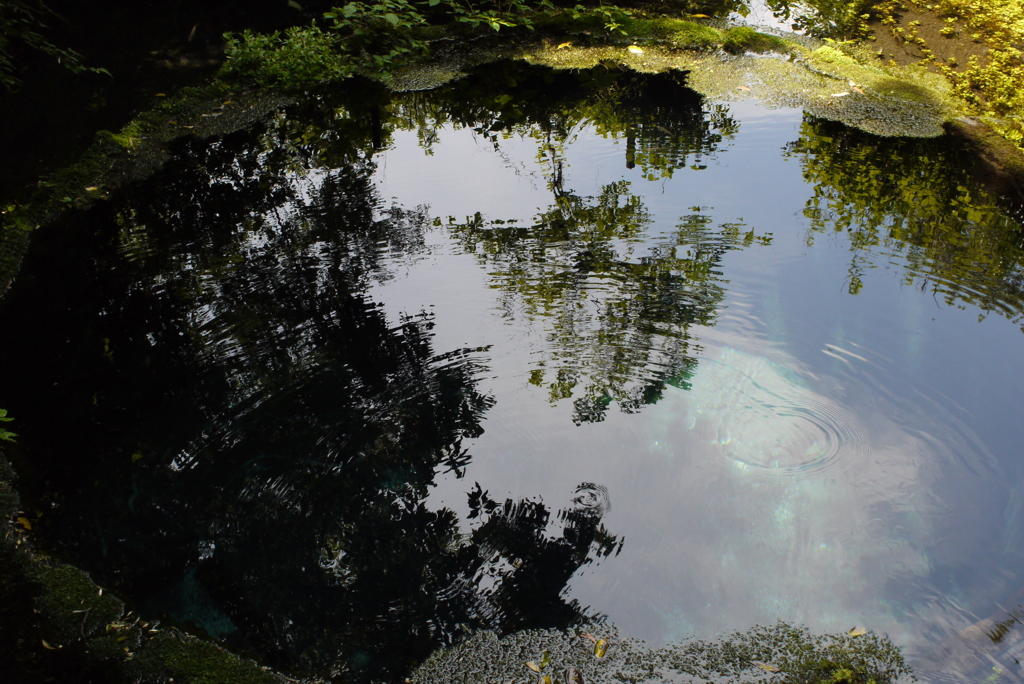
[16,516,31,530]
[851,86,865,94]
[527,661,541,673]
[42,639,58,650]
[557,42,572,50]
[690,13,711,17]
[565,666,584,684]
[594,639,608,658]
[753,661,780,672]
[736,85,751,92]
[540,650,551,668]
[848,626,868,636]
[627,45,644,54]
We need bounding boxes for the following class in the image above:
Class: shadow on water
[0,59,1023,683]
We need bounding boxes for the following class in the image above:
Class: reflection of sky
[370,101,1024,676]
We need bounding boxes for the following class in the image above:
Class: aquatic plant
[410,620,914,684]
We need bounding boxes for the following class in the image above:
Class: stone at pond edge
[0,453,294,684]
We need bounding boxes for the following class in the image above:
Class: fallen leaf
[42,639,58,650]
[155,93,166,97]
[851,86,865,94]
[17,516,31,530]
[848,626,868,636]
[832,92,850,97]
[527,661,541,673]
[594,639,608,658]
[542,676,552,684]
[752,661,780,673]
[84,186,99,192]
[565,666,584,684]
[540,650,551,668]
[579,632,598,644]
[736,85,751,91]
[627,45,644,55]
[557,42,572,50]
[691,13,711,17]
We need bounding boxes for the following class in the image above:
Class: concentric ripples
[687,350,870,482]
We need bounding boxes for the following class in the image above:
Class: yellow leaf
[527,661,541,673]
[627,45,644,54]
[848,626,868,636]
[690,13,711,17]
[84,186,99,192]
[557,42,572,49]
[17,516,31,530]
[594,638,608,658]
[753,661,780,672]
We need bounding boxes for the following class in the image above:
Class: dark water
[2,63,1024,683]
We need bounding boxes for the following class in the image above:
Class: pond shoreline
[1,10,1022,683]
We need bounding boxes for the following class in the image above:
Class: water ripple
[689,350,870,483]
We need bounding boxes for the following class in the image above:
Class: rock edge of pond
[0,454,292,684]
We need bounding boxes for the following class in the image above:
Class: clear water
[2,64,1023,683]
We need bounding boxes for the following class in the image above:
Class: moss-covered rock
[722,25,791,53]
[125,632,282,684]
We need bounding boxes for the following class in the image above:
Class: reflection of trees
[0,94,620,682]
[786,116,1024,324]
[450,189,770,424]
[389,61,763,423]
[393,61,738,181]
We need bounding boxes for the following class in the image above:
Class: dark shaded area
[0,72,623,682]
[0,0,308,201]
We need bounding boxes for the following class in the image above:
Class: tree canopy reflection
[786,116,1024,325]
[391,63,768,422]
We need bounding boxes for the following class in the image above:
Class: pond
[1,61,1023,683]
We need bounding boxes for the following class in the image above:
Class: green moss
[31,564,126,644]
[127,632,282,684]
[621,16,723,47]
[722,25,791,53]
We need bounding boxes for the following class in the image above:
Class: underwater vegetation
[411,620,914,684]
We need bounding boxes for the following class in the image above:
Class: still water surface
[1,64,1023,682]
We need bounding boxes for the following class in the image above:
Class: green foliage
[786,116,1024,314]
[0,409,14,443]
[221,24,352,87]
[325,0,431,69]
[0,0,108,91]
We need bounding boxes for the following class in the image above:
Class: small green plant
[325,0,430,69]
[0,409,15,443]
[222,24,352,87]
